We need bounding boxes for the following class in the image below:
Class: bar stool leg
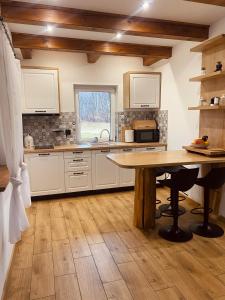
[190,188,224,238]
[159,188,193,242]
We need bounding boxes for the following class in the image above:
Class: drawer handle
[35,110,47,113]
[101,150,110,153]
[140,104,150,108]
[73,172,84,176]
[38,153,50,156]
[146,147,155,150]
[73,159,84,162]
[123,149,132,152]
[73,151,83,154]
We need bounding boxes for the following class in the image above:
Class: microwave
[134,129,160,143]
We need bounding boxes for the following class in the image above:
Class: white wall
[0,184,14,299]
[21,52,153,112]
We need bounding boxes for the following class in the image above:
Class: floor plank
[51,217,68,241]
[52,239,75,276]
[103,280,133,300]
[34,224,52,254]
[30,252,55,299]
[55,274,81,300]
[118,262,158,300]
[156,286,185,300]
[91,243,122,283]
[75,256,107,300]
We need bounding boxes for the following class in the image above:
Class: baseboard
[1,244,15,300]
[31,186,135,201]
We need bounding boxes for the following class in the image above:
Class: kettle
[24,134,34,148]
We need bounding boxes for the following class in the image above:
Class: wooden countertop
[107,149,225,169]
[0,166,10,192]
[24,142,166,154]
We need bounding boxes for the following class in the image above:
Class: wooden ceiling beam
[2,1,209,41]
[143,57,163,66]
[20,48,32,59]
[185,0,225,6]
[12,33,172,66]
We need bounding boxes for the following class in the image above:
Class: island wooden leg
[133,167,156,230]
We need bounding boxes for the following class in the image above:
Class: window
[75,86,116,142]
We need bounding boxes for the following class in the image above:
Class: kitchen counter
[0,166,10,192]
[24,142,167,154]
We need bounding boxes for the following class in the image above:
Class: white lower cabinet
[25,152,65,196]
[92,149,120,190]
[25,146,166,196]
[119,148,135,187]
[65,171,92,192]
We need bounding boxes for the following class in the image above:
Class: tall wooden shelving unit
[189,35,225,214]
[189,34,225,149]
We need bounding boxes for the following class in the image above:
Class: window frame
[75,85,116,143]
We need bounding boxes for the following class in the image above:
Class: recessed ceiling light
[46,25,53,32]
[116,32,122,39]
[142,1,150,10]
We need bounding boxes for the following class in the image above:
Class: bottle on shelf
[220,94,225,106]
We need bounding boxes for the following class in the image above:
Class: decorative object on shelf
[199,97,208,106]
[201,67,206,75]
[215,61,223,72]
[220,94,225,106]
[24,133,34,149]
[125,130,134,143]
[210,96,220,106]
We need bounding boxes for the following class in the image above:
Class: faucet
[100,129,111,141]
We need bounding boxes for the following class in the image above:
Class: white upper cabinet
[124,72,161,109]
[21,67,60,114]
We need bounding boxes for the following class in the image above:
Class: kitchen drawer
[65,171,92,192]
[64,150,91,159]
[136,146,166,152]
[64,157,91,172]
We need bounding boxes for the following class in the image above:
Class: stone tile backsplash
[23,110,168,146]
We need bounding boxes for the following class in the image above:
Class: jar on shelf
[220,94,225,106]
[201,67,206,76]
[199,97,207,106]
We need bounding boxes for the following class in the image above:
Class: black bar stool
[159,166,187,216]
[159,168,199,243]
[189,167,225,238]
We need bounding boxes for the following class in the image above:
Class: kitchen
[1,0,225,299]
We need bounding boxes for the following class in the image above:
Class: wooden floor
[4,188,225,300]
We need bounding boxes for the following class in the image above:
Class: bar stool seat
[159,167,199,243]
[189,167,225,238]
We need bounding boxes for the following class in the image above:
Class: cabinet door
[119,148,135,187]
[65,171,92,192]
[92,149,120,190]
[130,73,161,109]
[25,152,65,196]
[22,68,59,114]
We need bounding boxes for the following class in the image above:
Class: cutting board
[183,146,225,157]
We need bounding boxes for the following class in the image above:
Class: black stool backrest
[171,168,199,192]
[199,167,225,190]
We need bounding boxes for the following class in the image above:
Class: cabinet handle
[101,150,110,153]
[73,151,83,154]
[140,105,150,108]
[146,147,155,151]
[123,148,132,152]
[35,110,47,113]
[73,159,84,162]
[38,153,50,156]
[73,172,84,176]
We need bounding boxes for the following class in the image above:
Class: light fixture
[142,1,150,10]
[116,32,122,39]
[46,24,53,32]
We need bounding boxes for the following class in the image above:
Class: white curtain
[0,23,31,244]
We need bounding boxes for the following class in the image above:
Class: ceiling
[16,0,225,24]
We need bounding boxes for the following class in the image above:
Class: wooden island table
[107,150,225,230]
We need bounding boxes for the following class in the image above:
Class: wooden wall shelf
[191,34,225,52]
[190,71,225,82]
[188,106,225,111]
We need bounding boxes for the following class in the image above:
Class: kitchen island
[107,150,225,230]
